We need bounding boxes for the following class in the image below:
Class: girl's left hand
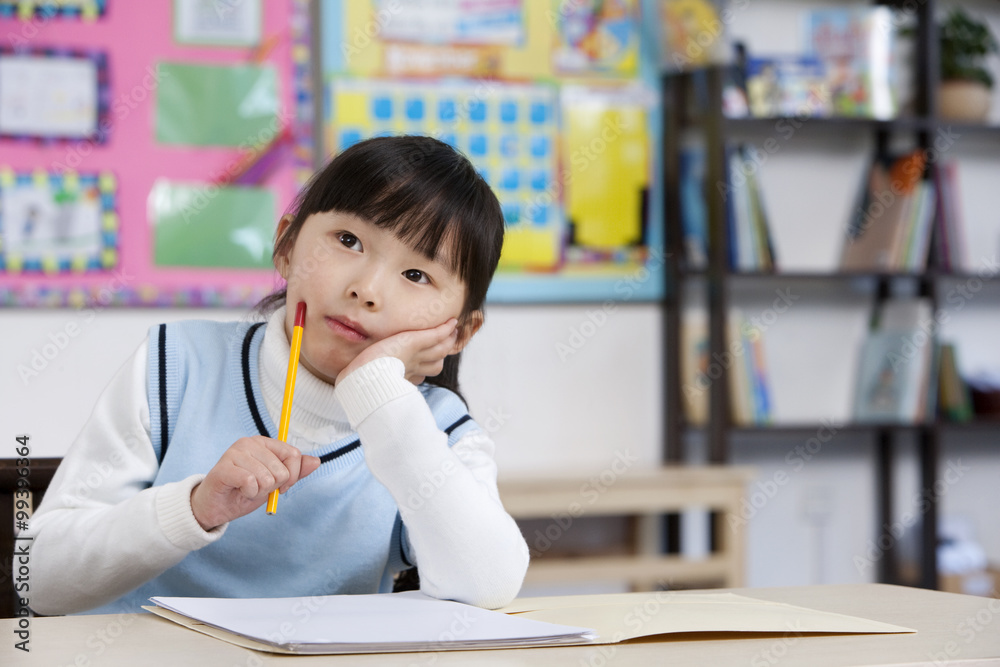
[337,318,460,386]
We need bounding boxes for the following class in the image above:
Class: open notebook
[145,590,914,655]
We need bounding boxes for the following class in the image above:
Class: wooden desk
[499,466,755,590]
[4,584,998,666]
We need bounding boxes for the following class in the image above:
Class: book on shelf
[804,7,899,119]
[681,308,710,424]
[841,151,935,272]
[933,159,969,273]
[681,308,773,426]
[938,342,974,422]
[679,145,710,270]
[745,55,831,118]
[852,298,935,423]
[726,144,776,272]
[677,143,776,272]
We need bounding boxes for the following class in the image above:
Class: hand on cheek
[336,318,461,386]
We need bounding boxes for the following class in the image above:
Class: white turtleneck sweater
[24,308,528,615]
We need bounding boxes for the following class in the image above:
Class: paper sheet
[155,62,280,147]
[147,591,595,654]
[501,591,915,643]
[148,180,275,269]
[0,54,99,138]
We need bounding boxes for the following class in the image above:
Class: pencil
[266,301,306,515]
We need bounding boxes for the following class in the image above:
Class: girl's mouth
[325,316,368,342]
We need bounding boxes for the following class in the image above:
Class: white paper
[149,591,595,654]
[0,55,98,138]
[375,0,523,46]
[1,178,103,261]
[174,0,262,46]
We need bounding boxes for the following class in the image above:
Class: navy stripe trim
[157,324,169,464]
[319,439,360,464]
[242,323,268,437]
[444,414,471,435]
[315,413,472,466]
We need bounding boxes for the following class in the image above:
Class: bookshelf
[660,0,998,590]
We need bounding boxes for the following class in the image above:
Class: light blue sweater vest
[87,319,478,615]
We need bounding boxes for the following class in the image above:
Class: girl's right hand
[190,436,321,531]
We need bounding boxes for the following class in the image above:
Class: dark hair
[257,135,505,399]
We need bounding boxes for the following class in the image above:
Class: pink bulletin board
[0,0,313,307]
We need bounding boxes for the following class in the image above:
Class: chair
[0,457,61,618]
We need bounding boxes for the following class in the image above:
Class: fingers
[226,437,316,496]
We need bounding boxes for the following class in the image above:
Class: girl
[23,136,529,615]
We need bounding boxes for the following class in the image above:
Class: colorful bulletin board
[0,0,314,307]
[322,0,664,302]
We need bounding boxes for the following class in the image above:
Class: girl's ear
[273,214,295,278]
[450,311,484,355]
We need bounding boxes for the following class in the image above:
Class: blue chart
[329,78,564,272]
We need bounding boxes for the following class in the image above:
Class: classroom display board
[1,0,664,306]
[321,0,664,302]
[0,0,313,307]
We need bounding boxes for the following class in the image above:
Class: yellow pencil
[266,301,306,515]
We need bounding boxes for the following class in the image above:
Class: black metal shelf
[661,0,958,592]
[676,270,1000,281]
[681,421,1000,435]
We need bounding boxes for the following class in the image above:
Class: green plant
[940,7,998,87]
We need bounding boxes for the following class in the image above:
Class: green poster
[150,181,276,269]
[155,62,279,147]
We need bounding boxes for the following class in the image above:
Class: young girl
[23,136,529,615]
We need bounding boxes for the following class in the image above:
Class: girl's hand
[337,318,460,386]
[190,436,321,531]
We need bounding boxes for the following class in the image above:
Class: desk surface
[3,584,999,666]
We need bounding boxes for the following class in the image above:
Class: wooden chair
[0,458,60,618]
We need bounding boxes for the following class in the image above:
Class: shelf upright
[702,65,732,465]
[913,0,941,591]
[662,71,685,466]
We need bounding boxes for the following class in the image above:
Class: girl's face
[275,211,477,385]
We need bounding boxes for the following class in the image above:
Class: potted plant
[938,7,998,122]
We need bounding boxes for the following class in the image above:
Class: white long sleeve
[335,357,529,609]
[23,341,225,616]
[23,308,527,615]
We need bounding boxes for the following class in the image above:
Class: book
[679,308,773,426]
[727,308,773,425]
[841,151,928,271]
[679,145,709,270]
[805,7,898,119]
[853,298,934,423]
[933,159,969,272]
[147,592,595,655]
[725,144,776,272]
[938,343,973,421]
[746,55,831,117]
[680,308,709,424]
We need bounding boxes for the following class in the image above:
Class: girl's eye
[403,269,429,284]
[338,233,362,250]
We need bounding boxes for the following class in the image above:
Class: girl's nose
[348,267,381,310]
[351,289,376,310]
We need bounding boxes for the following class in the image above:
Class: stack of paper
[146,592,595,655]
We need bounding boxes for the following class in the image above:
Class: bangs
[291,136,502,298]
